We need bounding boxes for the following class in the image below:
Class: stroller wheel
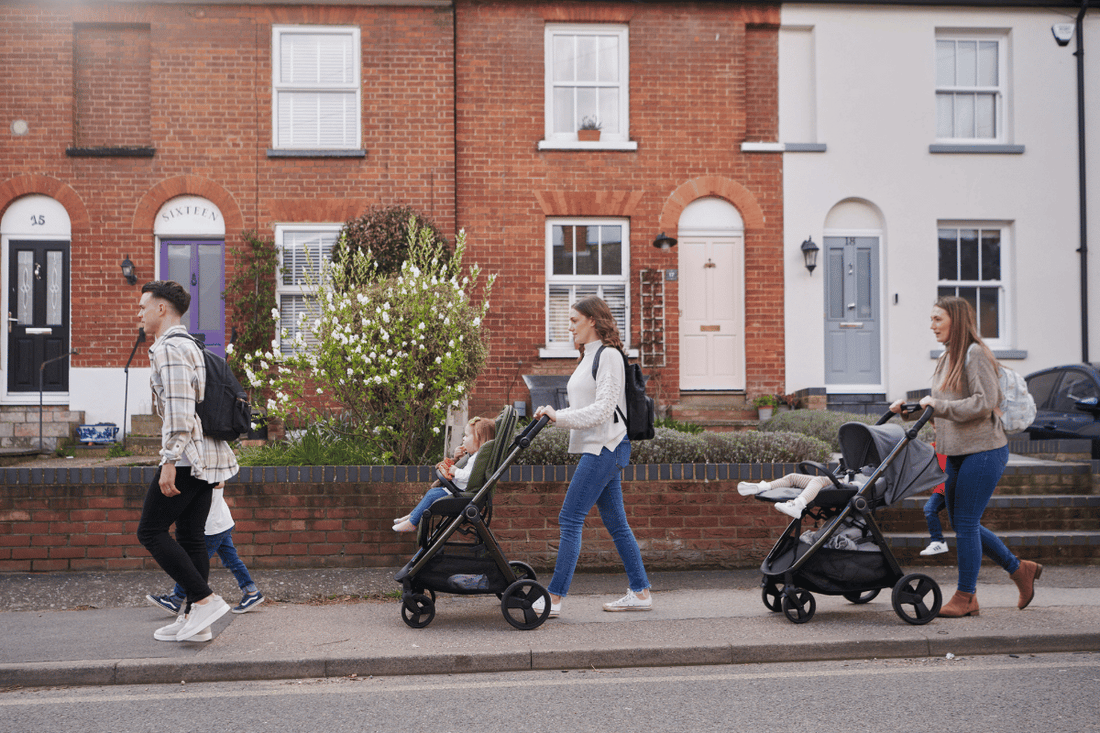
[842,589,881,605]
[892,573,942,625]
[781,588,816,624]
[761,577,784,612]
[401,593,436,629]
[497,561,538,600]
[500,579,551,630]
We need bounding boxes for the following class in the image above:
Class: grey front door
[824,236,880,385]
[160,240,226,357]
[7,240,70,392]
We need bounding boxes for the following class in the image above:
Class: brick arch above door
[131,176,243,235]
[659,176,764,237]
[0,175,90,231]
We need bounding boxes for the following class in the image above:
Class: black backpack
[165,333,252,441]
[592,345,656,441]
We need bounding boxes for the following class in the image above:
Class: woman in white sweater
[533,296,652,618]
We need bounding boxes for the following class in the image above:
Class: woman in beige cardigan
[890,296,1041,617]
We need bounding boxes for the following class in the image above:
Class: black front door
[7,240,70,392]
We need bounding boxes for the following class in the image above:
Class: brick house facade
[0,0,783,445]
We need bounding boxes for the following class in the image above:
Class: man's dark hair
[141,280,191,316]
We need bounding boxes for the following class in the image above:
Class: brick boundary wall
[0,463,811,574]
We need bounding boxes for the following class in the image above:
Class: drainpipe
[1074,0,1090,363]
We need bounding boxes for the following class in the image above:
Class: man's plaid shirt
[149,325,239,484]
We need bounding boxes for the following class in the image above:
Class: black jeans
[136,466,216,605]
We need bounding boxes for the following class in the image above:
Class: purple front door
[160,240,226,357]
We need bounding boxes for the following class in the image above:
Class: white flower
[417,382,424,390]
[266,398,277,411]
[433,426,440,434]
[435,356,442,364]
[316,387,323,395]
[225,343,234,355]
[259,360,269,371]
[271,339,279,350]
[271,307,280,321]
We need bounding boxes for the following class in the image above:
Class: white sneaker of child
[738,480,771,496]
[775,496,807,519]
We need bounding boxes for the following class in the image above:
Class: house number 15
[30,215,45,226]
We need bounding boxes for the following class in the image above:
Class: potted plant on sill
[752,394,780,421]
[577,116,601,142]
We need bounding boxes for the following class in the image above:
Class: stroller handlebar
[516,415,552,449]
[878,404,935,437]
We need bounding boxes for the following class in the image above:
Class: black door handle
[191,273,197,286]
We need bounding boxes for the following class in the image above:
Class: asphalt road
[2,652,1097,733]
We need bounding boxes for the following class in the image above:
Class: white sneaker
[154,613,187,641]
[531,595,561,618]
[603,589,652,612]
[920,540,949,556]
[775,496,807,519]
[738,481,770,496]
[176,595,230,641]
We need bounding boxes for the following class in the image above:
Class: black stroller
[756,405,946,625]
[394,407,553,630]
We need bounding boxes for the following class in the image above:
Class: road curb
[5,632,1100,689]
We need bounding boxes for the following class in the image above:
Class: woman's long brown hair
[572,295,623,359]
[935,295,998,393]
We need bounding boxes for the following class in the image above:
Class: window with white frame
[937,224,1007,343]
[935,33,1006,142]
[544,24,629,144]
[545,219,629,351]
[272,25,360,150]
[275,225,339,355]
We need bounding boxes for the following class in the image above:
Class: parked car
[1023,364,1100,459]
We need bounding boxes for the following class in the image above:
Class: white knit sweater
[554,339,628,455]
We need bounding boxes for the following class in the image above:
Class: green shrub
[698,430,831,464]
[335,205,450,281]
[761,409,933,452]
[654,417,705,434]
[237,423,387,466]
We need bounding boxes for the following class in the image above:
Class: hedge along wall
[0,464,801,574]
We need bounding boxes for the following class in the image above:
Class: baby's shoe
[738,481,770,496]
[920,540,949,556]
[775,496,807,519]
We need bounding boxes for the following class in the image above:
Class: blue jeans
[944,445,1019,594]
[923,491,946,543]
[172,528,256,599]
[547,439,649,598]
[409,486,451,526]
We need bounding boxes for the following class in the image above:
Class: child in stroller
[738,473,832,519]
[393,415,495,532]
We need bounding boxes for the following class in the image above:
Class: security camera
[1052,23,1075,47]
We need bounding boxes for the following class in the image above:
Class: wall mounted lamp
[652,232,677,250]
[121,256,137,285]
[800,237,819,275]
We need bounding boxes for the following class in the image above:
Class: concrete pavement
[2,565,1099,688]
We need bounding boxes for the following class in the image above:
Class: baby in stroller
[393,415,496,532]
[738,473,832,519]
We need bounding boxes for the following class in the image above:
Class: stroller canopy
[836,421,945,506]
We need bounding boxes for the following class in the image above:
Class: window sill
[66,147,155,158]
[540,347,640,359]
[740,142,828,153]
[929,144,1025,155]
[537,140,638,152]
[266,149,366,158]
[930,349,1028,360]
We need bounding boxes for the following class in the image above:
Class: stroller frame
[758,406,944,625]
[394,412,552,630]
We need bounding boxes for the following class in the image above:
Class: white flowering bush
[237,218,495,465]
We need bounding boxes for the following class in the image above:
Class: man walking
[136,280,238,641]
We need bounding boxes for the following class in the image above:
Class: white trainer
[775,496,807,519]
[531,595,561,618]
[603,589,652,612]
[920,540,950,556]
[154,613,187,642]
[176,595,230,641]
[737,481,770,496]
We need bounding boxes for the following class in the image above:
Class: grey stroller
[756,405,946,625]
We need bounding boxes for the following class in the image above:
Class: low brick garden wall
[0,464,799,574]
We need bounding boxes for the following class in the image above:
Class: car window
[1026,371,1062,410]
[1051,370,1100,413]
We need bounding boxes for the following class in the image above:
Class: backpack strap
[164,332,205,351]
[591,345,627,425]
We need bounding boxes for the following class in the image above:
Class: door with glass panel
[824,236,880,385]
[160,240,226,357]
[7,241,70,392]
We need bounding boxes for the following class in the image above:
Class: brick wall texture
[1,0,784,416]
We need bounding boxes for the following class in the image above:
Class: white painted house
[777,1,1099,411]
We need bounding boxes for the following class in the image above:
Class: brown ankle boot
[938,590,979,618]
[1010,560,1043,610]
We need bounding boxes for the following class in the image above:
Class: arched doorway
[677,197,745,390]
[2,195,72,396]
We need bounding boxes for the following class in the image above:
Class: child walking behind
[393,416,496,532]
[146,483,264,615]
